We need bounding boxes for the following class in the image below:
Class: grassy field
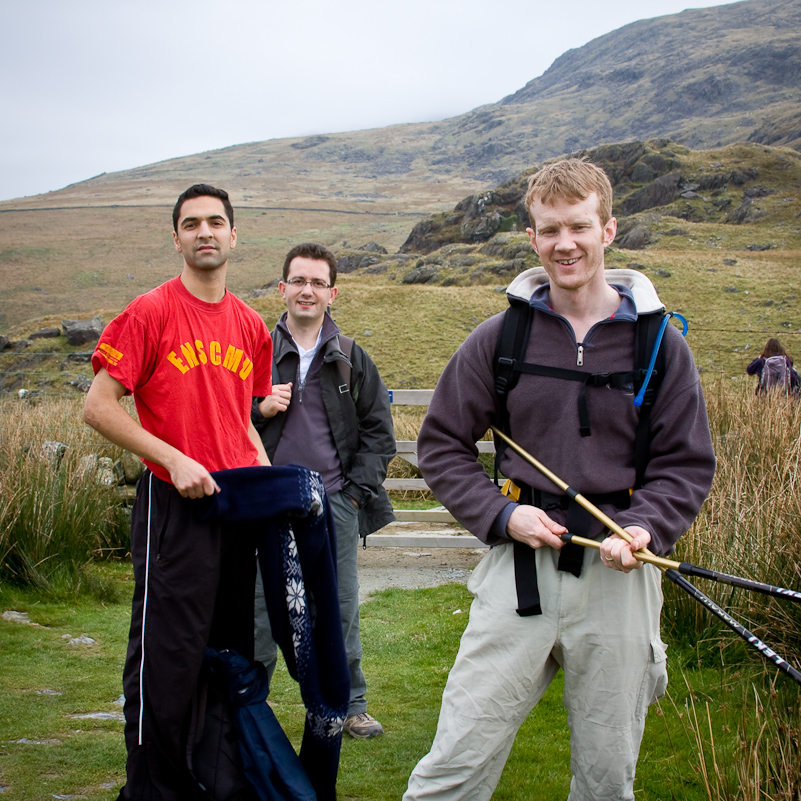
[1,380,800,800]
[0,205,423,329]
[3,139,801,363]
[4,185,801,396]
[3,242,800,398]
[2,571,797,801]
[2,137,801,799]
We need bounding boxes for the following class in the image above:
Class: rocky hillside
[499,0,801,154]
[3,138,800,394]
[333,139,801,287]
[2,0,801,332]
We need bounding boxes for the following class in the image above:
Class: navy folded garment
[205,648,317,801]
[199,465,349,801]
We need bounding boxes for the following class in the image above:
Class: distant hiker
[251,241,396,739]
[403,158,716,800]
[747,337,798,396]
[83,184,273,800]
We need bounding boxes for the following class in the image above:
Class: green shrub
[0,396,129,596]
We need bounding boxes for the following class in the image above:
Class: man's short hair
[172,184,234,231]
[525,158,613,229]
[282,242,338,286]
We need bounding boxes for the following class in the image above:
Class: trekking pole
[560,533,801,603]
[489,426,801,687]
[490,425,656,556]
[490,425,801,602]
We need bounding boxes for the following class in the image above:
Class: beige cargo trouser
[404,541,668,801]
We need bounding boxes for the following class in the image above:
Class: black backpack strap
[334,334,368,548]
[513,363,641,438]
[493,301,669,453]
[493,299,532,410]
[493,301,676,616]
[513,486,632,616]
[336,334,354,395]
[632,312,667,489]
[493,299,532,478]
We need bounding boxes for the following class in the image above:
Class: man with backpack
[252,242,396,739]
[404,159,716,800]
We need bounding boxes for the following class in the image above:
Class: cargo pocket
[637,637,669,718]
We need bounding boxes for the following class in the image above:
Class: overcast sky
[1,0,741,202]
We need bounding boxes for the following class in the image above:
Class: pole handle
[562,533,679,570]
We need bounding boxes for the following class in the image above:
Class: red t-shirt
[91,276,272,484]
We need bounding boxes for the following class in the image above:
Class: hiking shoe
[344,712,384,738]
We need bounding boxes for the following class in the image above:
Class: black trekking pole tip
[560,533,574,543]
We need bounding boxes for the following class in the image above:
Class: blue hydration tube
[633,312,688,408]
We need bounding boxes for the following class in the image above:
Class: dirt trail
[358,521,486,602]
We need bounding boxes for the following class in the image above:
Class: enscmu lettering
[167,339,253,380]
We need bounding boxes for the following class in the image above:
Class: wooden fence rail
[386,389,494,525]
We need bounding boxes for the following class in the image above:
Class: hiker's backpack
[493,295,681,489]
[187,659,253,801]
[759,355,791,394]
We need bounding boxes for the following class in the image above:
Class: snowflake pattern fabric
[203,464,349,801]
[279,469,346,744]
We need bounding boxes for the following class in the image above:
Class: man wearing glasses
[252,241,396,739]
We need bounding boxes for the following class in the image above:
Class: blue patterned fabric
[200,465,349,801]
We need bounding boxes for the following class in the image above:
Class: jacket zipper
[577,344,584,366]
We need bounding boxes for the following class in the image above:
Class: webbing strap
[512,485,632,617]
[511,363,643,437]
[510,483,541,616]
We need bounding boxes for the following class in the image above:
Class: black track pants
[118,471,257,801]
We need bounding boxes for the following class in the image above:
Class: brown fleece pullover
[417,268,715,556]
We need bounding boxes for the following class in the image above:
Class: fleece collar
[273,311,344,365]
[506,266,665,316]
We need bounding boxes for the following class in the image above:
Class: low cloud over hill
[2,0,799,216]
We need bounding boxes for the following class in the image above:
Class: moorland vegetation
[1,380,799,800]
[2,138,800,390]
[1,144,801,794]
[3,0,801,328]
[2,1,801,787]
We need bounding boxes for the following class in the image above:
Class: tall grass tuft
[0,396,129,596]
[387,408,434,503]
[663,379,801,800]
[667,669,801,801]
[665,380,801,669]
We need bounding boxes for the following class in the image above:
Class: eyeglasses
[285,277,331,290]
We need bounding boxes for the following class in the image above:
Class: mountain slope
[496,0,801,153]
[2,0,801,330]
[2,139,800,389]
[2,0,799,216]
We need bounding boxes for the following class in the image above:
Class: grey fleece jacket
[417,267,716,556]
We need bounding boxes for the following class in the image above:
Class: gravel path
[357,522,486,602]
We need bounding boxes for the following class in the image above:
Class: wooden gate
[385,389,495,524]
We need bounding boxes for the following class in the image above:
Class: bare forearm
[83,369,219,497]
[249,419,270,466]
[83,388,182,472]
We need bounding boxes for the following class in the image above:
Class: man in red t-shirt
[84,184,273,801]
